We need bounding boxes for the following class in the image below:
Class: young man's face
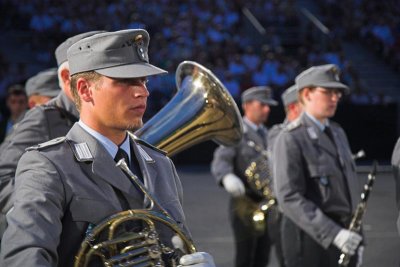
[243,100,271,125]
[302,87,342,121]
[7,94,28,117]
[86,75,149,134]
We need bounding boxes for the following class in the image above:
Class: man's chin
[126,121,143,132]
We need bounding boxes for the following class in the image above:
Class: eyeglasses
[315,88,343,99]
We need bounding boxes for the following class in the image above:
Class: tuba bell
[74,61,243,266]
[135,60,243,156]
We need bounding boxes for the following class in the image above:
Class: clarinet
[338,161,378,266]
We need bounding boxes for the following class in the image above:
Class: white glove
[357,245,364,267]
[222,173,245,197]
[333,229,362,256]
[172,234,187,253]
[179,252,216,267]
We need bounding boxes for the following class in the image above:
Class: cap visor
[95,63,167,78]
[42,89,61,97]
[259,98,278,106]
[317,82,350,94]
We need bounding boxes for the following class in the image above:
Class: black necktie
[324,126,335,145]
[257,127,267,148]
[114,146,145,203]
[114,147,130,168]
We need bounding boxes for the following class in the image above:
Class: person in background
[212,86,284,267]
[0,85,28,143]
[391,139,400,236]
[274,64,363,267]
[25,68,60,108]
[267,84,303,152]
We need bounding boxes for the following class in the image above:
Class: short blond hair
[70,71,102,111]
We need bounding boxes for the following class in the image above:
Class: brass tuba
[74,61,243,266]
[135,61,243,156]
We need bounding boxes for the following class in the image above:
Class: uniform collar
[78,120,131,161]
[304,112,329,132]
[243,116,265,131]
[54,90,80,119]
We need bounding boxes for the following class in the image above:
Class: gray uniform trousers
[0,123,188,267]
[273,113,361,267]
[211,119,282,267]
[0,91,78,239]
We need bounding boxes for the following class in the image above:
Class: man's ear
[301,88,311,102]
[60,68,70,87]
[76,78,93,103]
[28,99,36,109]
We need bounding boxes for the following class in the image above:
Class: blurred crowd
[318,0,400,74]
[0,0,396,124]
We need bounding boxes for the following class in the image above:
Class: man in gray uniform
[211,86,283,267]
[267,84,302,152]
[1,29,215,267]
[0,31,102,240]
[274,64,363,267]
[391,139,400,236]
[25,68,60,108]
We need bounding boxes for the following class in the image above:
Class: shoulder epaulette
[26,136,67,151]
[286,118,302,131]
[42,105,58,111]
[128,132,167,155]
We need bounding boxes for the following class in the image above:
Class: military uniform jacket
[273,113,361,249]
[267,120,289,188]
[0,123,187,267]
[267,120,288,155]
[211,118,268,197]
[0,91,78,225]
[391,137,400,236]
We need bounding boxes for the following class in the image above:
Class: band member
[211,86,284,267]
[0,29,215,267]
[0,85,27,143]
[274,64,363,267]
[0,31,102,240]
[25,68,60,108]
[267,84,303,152]
[391,139,400,236]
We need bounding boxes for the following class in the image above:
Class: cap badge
[331,66,340,81]
[134,34,147,62]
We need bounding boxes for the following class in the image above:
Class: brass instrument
[135,61,243,156]
[74,159,196,267]
[74,61,243,266]
[338,161,378,267]
[244,140,277,232]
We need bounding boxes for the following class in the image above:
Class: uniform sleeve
[274,131,341,248]
[210,145,237,185]
[267,125,281,154]
[0,107,49,180]
[0,150,65,267]
[392,138,400,211]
